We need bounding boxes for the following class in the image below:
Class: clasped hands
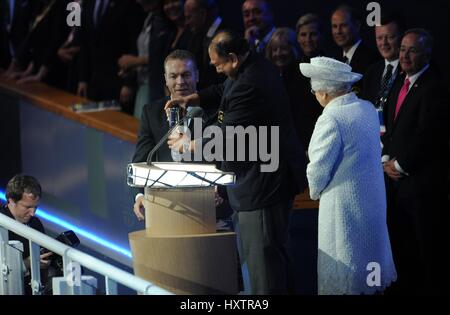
[383,159,403,181]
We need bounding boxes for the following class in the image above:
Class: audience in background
[54,0,83,93]
[362,13,402,114]
[296,13,325,63]
[15,0,79,89]
[163,0,192,54]
[0,0,38,71]
[77,0,143,114]
[184,0,226,89]
[266,27,322,151]
[118,0,170,119]
[331,4,379,94]
[242,0,275,54]
[2,1,58,84]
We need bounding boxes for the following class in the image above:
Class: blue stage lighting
[0,190,132,258]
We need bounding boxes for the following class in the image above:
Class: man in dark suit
[165,30,307,294]
[0,0,36,70]
[363,14,403,105]
[132,49,232,226]
[77,0,143,110]
[242,0,275,55]
[0,175,53,295]
[331,4,379,94]
[184,0,226,89]
[1,0,56,79]
[11,0,76,88]
[382,29,450,295]
[362,13,403,133]
[131,50,199,206]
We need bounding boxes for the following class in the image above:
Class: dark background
[217,0,450,88]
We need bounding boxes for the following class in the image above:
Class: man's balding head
[208,30,250,78]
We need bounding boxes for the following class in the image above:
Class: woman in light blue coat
[300,57,397,295]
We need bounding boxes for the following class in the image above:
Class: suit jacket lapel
[374,61,385,95]
[350,44,361,69]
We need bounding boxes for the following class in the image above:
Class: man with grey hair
[301,57,397,295]
[382,28,450,295]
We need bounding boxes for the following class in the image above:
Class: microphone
[146,107,203,165]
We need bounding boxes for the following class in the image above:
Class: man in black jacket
[362,13,402,109]
[184,0,226,89]
[382,29,450,295]
[165,30,307,294]
[331,4,380,94]
[0,0,36,70]
[77,0,143,110]
[132,50,223,216]
[0,175,53,295]
[242,0,275,54]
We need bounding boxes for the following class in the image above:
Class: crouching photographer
[1,175,81,294]
[0,175,53,294]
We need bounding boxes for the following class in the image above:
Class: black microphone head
[187,107,203,119]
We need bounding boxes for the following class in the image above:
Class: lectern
[127,162,238,295]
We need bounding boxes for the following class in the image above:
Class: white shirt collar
[406,64,430,90]
[206,17,222,38]
[384,59,399,74]
[343,39,362,64]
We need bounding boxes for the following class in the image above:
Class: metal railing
[0,213,173,295]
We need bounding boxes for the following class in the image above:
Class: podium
[127,162,238,295]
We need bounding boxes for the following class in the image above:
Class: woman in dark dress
[266,27,323,152]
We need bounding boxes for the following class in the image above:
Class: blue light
[0,190,132,258]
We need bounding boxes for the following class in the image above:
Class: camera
[41,230,80,270]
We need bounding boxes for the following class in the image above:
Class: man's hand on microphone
[164,93,200,116]
[168,131,190,153]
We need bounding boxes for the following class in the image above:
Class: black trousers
[385,177,449,295]
[233,199,293,295]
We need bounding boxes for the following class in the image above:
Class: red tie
[394,78,411,119]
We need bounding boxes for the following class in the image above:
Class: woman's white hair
[311,79,352,95]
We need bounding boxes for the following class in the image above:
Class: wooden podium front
[129,187,238,295]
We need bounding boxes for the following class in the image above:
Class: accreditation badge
[378,108,386,135]
[218,110,225,124]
